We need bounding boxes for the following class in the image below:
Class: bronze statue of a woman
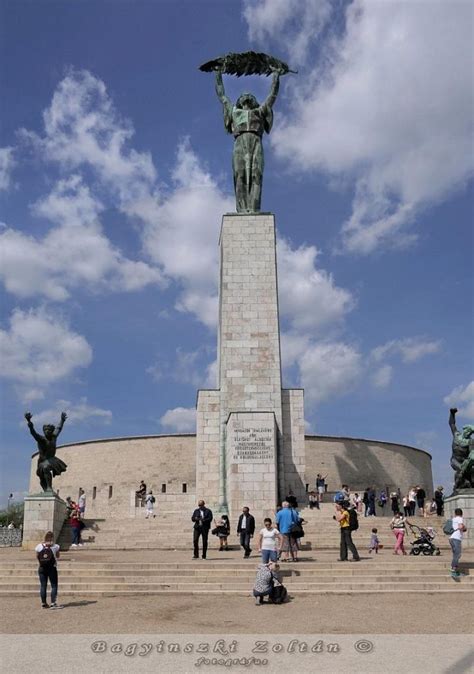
[200,52,295,213]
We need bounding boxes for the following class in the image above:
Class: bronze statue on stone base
[24,411,68,492]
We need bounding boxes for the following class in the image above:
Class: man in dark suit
[191,500,213,559]
[237,506,255,558]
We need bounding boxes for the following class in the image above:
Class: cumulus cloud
[31,398,112,427]
[20,69,157,209]
[148,347,217,390]
[141,140,233,327]
[370,364,393,390]
[371,338,441,364]
[277,237,354,331]
[0,175,164,300]
[243,0,332,66]
[0,307,92,400]
[0,147,15,191]
[160,406,196,432]
[298,341,362,404]
[444,381,474,418]
[247,0,473,254]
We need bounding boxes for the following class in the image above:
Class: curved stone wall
[304,435,433,496]
[29,433,433,516]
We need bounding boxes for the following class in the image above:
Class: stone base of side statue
[22,492,68,550]
[444,490,474,548]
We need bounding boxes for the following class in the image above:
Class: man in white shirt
[449,508,467,577]
[35,531,63,609]
[78,488,86,516]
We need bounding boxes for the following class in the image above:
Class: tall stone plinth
[218,213,282,518]
[444,490,474,548]
[196,212,306,518]
[22,493,67,550]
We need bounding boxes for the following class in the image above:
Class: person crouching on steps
[35,531,63,609]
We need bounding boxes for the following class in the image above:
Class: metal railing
[0,529,22,547]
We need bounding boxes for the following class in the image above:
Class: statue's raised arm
[53,411,68,438]
[263,69,281,111]
[24,411,42,443]
[449,408,458,437]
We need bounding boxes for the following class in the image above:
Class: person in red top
[69,508,83,547]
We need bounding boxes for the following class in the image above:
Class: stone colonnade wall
[303,435,433,496]
[29,434,433,516]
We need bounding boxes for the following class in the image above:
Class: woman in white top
[257,518,281,563]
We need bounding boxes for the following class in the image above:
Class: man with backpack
[35,531,63,609]
[334,502,360,562]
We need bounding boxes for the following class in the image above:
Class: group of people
[135,481,158,519]
[191,500,305,563]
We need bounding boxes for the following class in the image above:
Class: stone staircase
[0,554,472,596]
[3,502,470,597]
[56,502,450,552]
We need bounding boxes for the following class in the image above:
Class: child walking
[368,527,380,553]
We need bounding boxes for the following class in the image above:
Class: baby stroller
[407,523,440,556]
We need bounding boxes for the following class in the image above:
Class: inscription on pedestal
[232,426,274,462]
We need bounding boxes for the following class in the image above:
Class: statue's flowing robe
[221,98,273,213]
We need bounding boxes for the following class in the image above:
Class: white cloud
[148,348,217,390]
[243,0,332,66]
[444,381,474,419]
[142,140,233,328]
[20,69,157,209]
[31,398,112,427]
[371,364,393,389]
[371,337,441,364]
[0,175,164,300]
[256,0,473,254]
[277,237,354,332]
[298,341,362,403]
[160,406,196,433]
[0,307,92,400]
[0,147,15,191]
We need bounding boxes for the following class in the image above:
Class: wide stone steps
[56,505,449,551]
[2,558,472,595]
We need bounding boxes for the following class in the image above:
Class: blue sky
[1,0,473,505]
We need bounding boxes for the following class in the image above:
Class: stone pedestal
[444,490,474,548]
[22,492,68,550]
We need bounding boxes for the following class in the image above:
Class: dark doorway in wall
[108,485,113,499]
[92,487,97,500]
[161,484,166,493]
[182,483,187,493]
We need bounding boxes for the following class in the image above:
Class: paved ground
[1,593,473,634]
